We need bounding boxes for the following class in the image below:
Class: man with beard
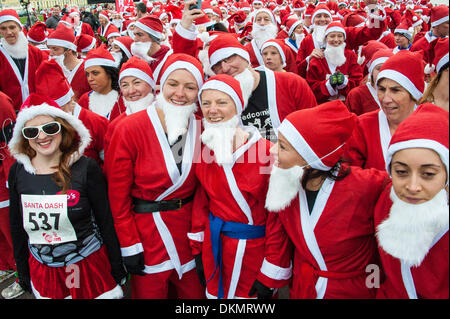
[306,22,363,104]
[0,9,45,111]
[264,100,390,299]
[244,8,279,68]
[296,1,387,78]
[35,59,109,167]
[375,103,449,299]
[105,54,205,299]
[190,74,291,299]
[103,56,156,158]
[131,15,173,82]
[46,24,91,101]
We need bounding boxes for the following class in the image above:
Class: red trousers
[0,206,15,271]
[131,267,205,299]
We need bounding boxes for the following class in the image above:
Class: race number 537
[21,194,77,245]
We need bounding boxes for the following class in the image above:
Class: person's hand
[248,280,274,299]
[123,252,146,276]
[363,0,378,5]
[335,71,346,86]
[329,73,339,88]
[180,0,204,30]
[310,48,324,59]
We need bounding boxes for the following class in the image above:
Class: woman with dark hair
[6,93,127,299]
[77,46,126,122]
[264,100,390,299]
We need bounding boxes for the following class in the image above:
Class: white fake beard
[110,51,123,64]
[198,48,215,77]
[1,31,28,59]
[89,90,119,118]
[376,188,449,267]
[324,42,347,67]
[112,19,123,29]
[295,32,305,47]
[156,93,197,145]
[201,115,239,166]
[251,23,278,48]
[233,67,255,109]
[265,165,304,212]
[123,92,154,114]
[51,54,72,78]
[311,24,327,46]
[130,41,155,63]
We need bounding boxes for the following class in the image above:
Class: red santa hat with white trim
[0,9,22,26]
[112,35,133,59]
[376,50,425,102]
[134,15,164,41]
[27,21,47,43]
[84,45,119,70]
[208,34,251,71]
[35,59,74,107]
[157,53,204,88]
[433,37,449,74]
[261,39,288,68]
[324,21,346,39]
[278,100,357,171]
[385,103,449,185]
[75,34,96,54]
[198,74,244,116]
[368,49,394,77]
[47,23,77,51]
[7,93,91,175]
[430,4,449,28]
[285,18,303,37]
[119,56,156,90]
[253,8,276,25]
[311,4,331,24]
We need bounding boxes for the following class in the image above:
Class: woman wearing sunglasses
[7,94,127,299]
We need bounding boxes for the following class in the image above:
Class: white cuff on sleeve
[175,23,198,41]
[120,243,144,257]
[260,258,292,281]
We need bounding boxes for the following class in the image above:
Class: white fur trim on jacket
[8,103,92,175]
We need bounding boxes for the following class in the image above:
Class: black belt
[132,194,195,213]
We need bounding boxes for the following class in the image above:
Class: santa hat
[59,14,74,27]
[158,53,204,89]
[293,0,306,12]
[35,59,74,107]
[253,8,276,24]
[324,21,346,39]
[75,34,96,54]
[343,12,365,27]
[229,10,248,27]
[105,24,121,39]
[385,103,449,184]
[134,15,164,40]
[47,24,77,51]
[84,45,118,69]
[69,9,81,17]
[278,100,357,171]
[359,40,388,67]
[27,21,47,43]
[0,9,22,26]
[285,18,303,37]
[198,74,244,115]
[311,4,332,23]
[368,49,394,76]
[98,10,110,20]
[112,36,133,58]
[430,4,449,27]
[376,50,425,101]
[208,34,250,69]
[433,37,449,74]
[7,93,91,175]
[304,4,316,18]
[394,18,414,42]
[261,39,288,68]
[194,11,215,28]
[119,56,155,90]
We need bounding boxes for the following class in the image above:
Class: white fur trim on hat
[8,103,92,175]
[260,41,287,68]
[119,68,155,89]
[159,61,203,90]
[0,15,22,27]
[54,88,75,107]
[198,79,243,115]
[46,38,77,51]
[278,119,332,171]
[385,138,449,184]
[311,8,331,23]
[368,57,389,76]
[113,39,132,58]
[209,47,250,69]
[376,69,423,101]
[134,21,163,40]
[84,58,118,69]
[431,15,449,27]
[81,38,96,53]
[436,52,449,74]
[288,20,302,37]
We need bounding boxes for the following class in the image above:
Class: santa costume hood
[8,93,91,175]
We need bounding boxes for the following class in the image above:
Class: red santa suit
[66,60,91,101]
[0,92,17,272]
[374,185,449,299]
[75,22,95,37]
[345,82,380,116]
[410,31,439,64]
[105,104,205,298]
[78,90,126,122]
[0,43,45,111]
[306,48,363,104]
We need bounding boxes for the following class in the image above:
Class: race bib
[21,194,77,245]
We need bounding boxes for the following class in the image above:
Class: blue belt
[207,212,266,299]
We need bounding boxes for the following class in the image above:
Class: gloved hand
[329,73,339,88]
[248,279,274,299]
[334,71,346,86]
[194,254,206,287]
[111,263,129,285]
[123,253,146,276]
